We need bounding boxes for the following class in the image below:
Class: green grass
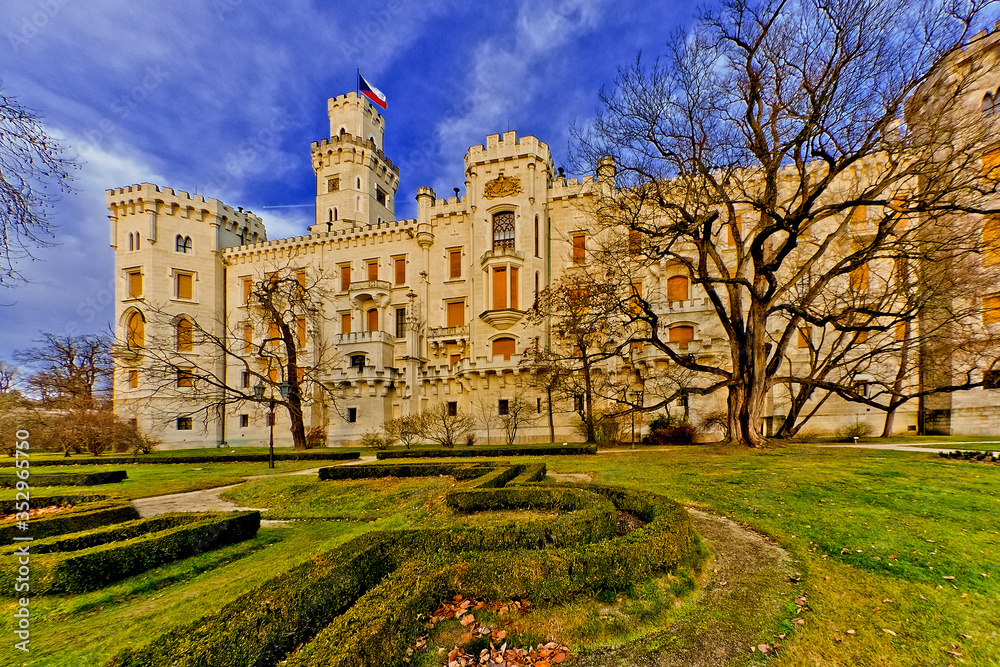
[2,443,999,666]
[0,459,329,501]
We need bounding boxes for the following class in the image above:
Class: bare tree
[130,268,341,450]
[0,88,76,285]
[13,333,112,407]
[419,402,475,449]
[499,396,538,446]
[573,0,1000,446]
[472,395,501,445]
[0,361,18,393]
[383,414,425,449]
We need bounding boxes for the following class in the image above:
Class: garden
[1,438,998,666]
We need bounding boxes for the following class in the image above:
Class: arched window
[984,92,995,117]
[327,209,333,222]
[492,211,515,251]
[128,233,134,251]
[175,235,192,253]
[367,308,379,332]
[126,311,145,348]
[176,319,193,352]
[333,208,338,221]
[668,325,694,350]
[667,275,689,301]
[492,337,516,360]
[135,233,140,250]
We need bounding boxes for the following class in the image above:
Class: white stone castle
[109,44,1000,448]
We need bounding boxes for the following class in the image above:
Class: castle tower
[310,92,400,231]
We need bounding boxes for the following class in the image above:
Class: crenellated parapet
[466,131,552,168]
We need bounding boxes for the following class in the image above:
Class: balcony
[110,344,141,361]
[480,247,525,267]
[336,330,395,345]
[427,325,469,342]
[348,279,392,303]
[478,308,525,331]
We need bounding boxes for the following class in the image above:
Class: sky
[0,0,700,361]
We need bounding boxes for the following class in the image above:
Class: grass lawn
[1,442,998,666]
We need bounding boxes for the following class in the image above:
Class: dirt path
[131,456,377,518]
[818,442,1000,453]
[578,509,795,667]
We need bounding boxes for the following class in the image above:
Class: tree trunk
[547,386,555,443]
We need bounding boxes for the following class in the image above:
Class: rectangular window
[449,249,462,279]
[493,267,507,310]
[296,317,307,347]
[450,354,461,368]
[127,270,143,299]
[983,149,1000,179]
[239,414,250,428]
[447,401,458,416]
[267,321,280,347]
[242,277,253,304]
[327,177,340,192]
[341,313,352,334]
[727,215,742,246]
[347,407,357,423]
[340,265,351,292]
[375,186,387,206]
[268,368,279,383]
[984,370,1000,389]
[628,281,643,315]
[984,295,1000,325]
[128,370,138,389]
[296,270,307,290]
[797,326,812,349]
[177,417,193,430]
[176,272,193,300]
[498,399,509,416]
[177,369,194,388]
[243,323,253,354]
[447,300,464,328]
[395,307,406,338]
[849,264,869,293]
[628,229,642,256]
[510,267,519,310]
[367,261,378,281]
[241,371,250,388]
[350,354,365,370]
[574,395,584,412]
[394,257,405,285]
[534,217,540,257]
[536,397,542,413]
[572,235,586,264]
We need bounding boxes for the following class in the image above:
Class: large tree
[132,268,341,450]
[0,88,76,285]
[574,0,1000,446]
[13,333,112,407]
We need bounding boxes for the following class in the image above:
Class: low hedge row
[0,450,361,467]
[376,444,597,459]
[284,562,449,667]
[104,478,696,667]
[0,500,138,542]
[317,461,505,482]
[1,470,128,487]
[0,512,222,556]
[509,462,547,484]
[1,511,261,593]
[105,530,411,667]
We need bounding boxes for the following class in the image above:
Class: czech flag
[358,74,387,109]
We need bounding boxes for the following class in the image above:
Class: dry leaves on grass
[406,595,571,666]
[0,504,73,522]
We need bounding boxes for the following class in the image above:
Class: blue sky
[0,0,699,360]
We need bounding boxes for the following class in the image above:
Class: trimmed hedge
[376,444,596,459]
[104,469,696,667]
[318,461,506,482]
[0,500,138,542]
[0,470,128,487]
[0,511,261,593]
[509,462,547,484]
[105,530,411,667]
[0,450,361,467]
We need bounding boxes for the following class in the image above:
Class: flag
[358,74,387,109]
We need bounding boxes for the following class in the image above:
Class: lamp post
[254,380,290,469]
[629,390,641,449]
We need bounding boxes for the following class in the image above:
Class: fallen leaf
[883,629,897,636]
[460,614,476,626]
[847,629,856,635]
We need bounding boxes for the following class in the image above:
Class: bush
[649,422,698,446]
[419,402,476,449]
[593,414,625,448]
[383,415,425,449]
[305,426,327,449]
[319,462,506,482]
[836,421,873,441]
[360,430,394,451]
[698,410,729,439]
[375,444,597,459]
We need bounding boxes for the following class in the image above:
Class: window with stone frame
[492,211,515,251]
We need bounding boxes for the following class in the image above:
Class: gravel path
[818,442,1000,453]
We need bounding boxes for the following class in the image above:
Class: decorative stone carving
[483,174,522,199]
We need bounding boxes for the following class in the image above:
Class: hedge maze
[106,461,699,667]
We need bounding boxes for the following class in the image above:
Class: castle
[109,36,1000,448]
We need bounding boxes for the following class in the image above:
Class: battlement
[310,132,399,175]
[466,131,552,167]
[106,182,266,236]
[223,217,421,261]
[548,174,596,200]
[426,192,467,216]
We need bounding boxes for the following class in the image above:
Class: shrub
[383,415,425,449]
[698,410,729,439]
[593,414,625,448]
[305,426,327,449]
[649,422,698,446]
[836,421,873,441]
[375,444,597,459]
[360,430,393,451]
[418,402,475,449]
[465,432,477,447]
